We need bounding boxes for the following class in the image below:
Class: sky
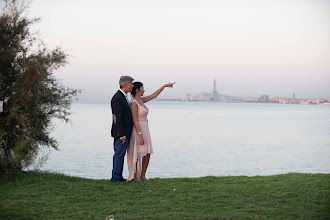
[8,0,330,102]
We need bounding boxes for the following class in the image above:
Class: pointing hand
[164,82,176,88]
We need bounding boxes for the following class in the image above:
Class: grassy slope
[0,172,329,219]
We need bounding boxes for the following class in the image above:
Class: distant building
[259,95,270,103]
[184,92,191,101]
[293,93,296,100]
[278,97,289,104]
[211,79,218,101]
[184,79,223,101]
[203,93,211,101]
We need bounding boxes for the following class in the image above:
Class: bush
[0,0,79,176]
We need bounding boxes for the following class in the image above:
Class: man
[110,76,134,183]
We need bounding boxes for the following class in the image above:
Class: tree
[0,0,79,175]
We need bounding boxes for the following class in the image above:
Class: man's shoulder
[111,90,124,103]
[112,90,122,99]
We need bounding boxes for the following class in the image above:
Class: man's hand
[120,136,126,143]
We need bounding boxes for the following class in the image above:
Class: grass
[0,172,329,219]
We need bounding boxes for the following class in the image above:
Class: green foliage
[0,173,329,219]
[0,1,79,175]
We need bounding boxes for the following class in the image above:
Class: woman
[127,82,175,181]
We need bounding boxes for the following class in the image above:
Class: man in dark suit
[110,76,134,183]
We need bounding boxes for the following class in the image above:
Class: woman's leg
[141,154,150,181]
[133,160,141,181]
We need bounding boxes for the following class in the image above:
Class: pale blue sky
[14,0,330,101]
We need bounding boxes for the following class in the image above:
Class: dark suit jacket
[111,90,133,139]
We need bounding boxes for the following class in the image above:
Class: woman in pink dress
[127,81,175,181]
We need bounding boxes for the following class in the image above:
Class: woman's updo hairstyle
[131,82,143,97]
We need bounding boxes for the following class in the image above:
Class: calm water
[38,101,330,179]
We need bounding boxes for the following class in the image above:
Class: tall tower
[213,79,216,92]
[211,79,218,101]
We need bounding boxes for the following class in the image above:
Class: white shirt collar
[119,89,130,103]
[119,89,127,97]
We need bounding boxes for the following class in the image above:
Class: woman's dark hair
[131,82,143,97]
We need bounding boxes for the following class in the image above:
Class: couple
[110,76,175,183]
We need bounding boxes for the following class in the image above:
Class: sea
[37,101,330,179]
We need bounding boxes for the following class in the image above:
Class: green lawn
[0,172,329,219]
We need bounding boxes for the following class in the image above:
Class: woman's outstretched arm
[141,82,175,103]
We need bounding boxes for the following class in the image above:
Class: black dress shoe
[111,178,125,183]
[111,178,127,183]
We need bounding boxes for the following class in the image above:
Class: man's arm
[112,97,126,139]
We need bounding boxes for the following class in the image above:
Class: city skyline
[14,0,330,103]
[184,79,329,103]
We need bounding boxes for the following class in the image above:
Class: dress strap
[130,98,148,110]
[130,98,139,105]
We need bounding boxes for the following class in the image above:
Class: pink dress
[127,99,154,181]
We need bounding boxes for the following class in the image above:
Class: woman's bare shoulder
[130,99,138,106]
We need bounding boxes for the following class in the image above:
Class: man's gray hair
[119,76,134,88]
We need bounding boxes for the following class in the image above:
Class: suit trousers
[111,138,129,182]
